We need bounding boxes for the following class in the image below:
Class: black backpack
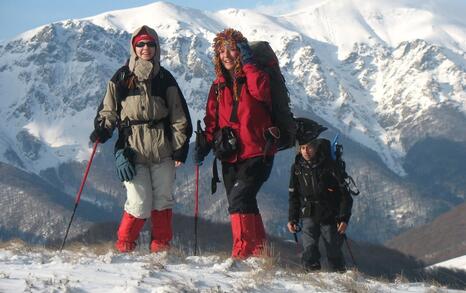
[250,41,297,151]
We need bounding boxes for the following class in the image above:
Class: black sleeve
[288,164,301,222]
[337,190,353,223]
[163,68,193,163]
[172,139,189,162]
[333,169,353,223]
[171,85,192,162]
[94,65,129,130]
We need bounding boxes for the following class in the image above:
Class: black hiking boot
[303,262,321,272]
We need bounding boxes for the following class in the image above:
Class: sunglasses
[135,41,157,48]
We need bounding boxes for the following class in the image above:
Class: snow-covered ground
[0,243,461,293]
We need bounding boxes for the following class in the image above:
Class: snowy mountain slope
[431,255,466,271]
[0,0,465,244]
[0,1,464,175]
[1,243,465,292]
[0,162,94,243]
[280,0,466,58]
[0,21,130,172]
[387,200,466,265]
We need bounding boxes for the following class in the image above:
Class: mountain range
[0,0,464,247]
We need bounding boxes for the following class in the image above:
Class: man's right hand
[337,221,348,234]
[287,221,298,233]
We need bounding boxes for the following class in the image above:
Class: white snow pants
[123,158,175,219]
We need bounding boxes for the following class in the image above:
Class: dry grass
[0,238,28,250]
[306,273,332,290]
[394,272,409,284]
[257,241,280,270]
[333,272,371,293]
[61,241,115,255]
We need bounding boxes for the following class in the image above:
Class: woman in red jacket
[195,28,276,259]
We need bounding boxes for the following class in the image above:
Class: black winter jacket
[288,139,353,224]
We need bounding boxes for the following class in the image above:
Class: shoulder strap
[111,65,131,118]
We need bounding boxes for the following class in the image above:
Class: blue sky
[0,0,294,41]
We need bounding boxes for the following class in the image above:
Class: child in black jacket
[288,138,353,272]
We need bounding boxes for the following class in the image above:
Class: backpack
[330,134,360,196]
[250,41,297,151]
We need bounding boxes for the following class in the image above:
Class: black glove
[115,148,136,182]
[193,120,211,165]
[90,126,112,144]
[236,41,254,65]
[194,142,211,165]
[336,215,350,224]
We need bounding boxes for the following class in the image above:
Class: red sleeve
[203,84,218,143]
[243,63,271,104]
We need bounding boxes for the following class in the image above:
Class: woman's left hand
[236,41,254,64]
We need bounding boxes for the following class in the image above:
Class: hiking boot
[303,262,321,272]
[328,257,346,273]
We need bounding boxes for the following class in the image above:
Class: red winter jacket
[204,63,276,163]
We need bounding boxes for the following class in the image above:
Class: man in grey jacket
[90,25,191,253]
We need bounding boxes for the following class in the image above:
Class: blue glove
[115,148,136,182]
[236,41,254,65]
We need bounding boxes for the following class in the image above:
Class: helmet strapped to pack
[295,117,328,145]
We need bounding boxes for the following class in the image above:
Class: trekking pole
[293,232,299,253]
[292,223,302,253]
[193,120,204,256]
[343,234,357,267]
[194,163,199,256]
[60,140,99,251]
